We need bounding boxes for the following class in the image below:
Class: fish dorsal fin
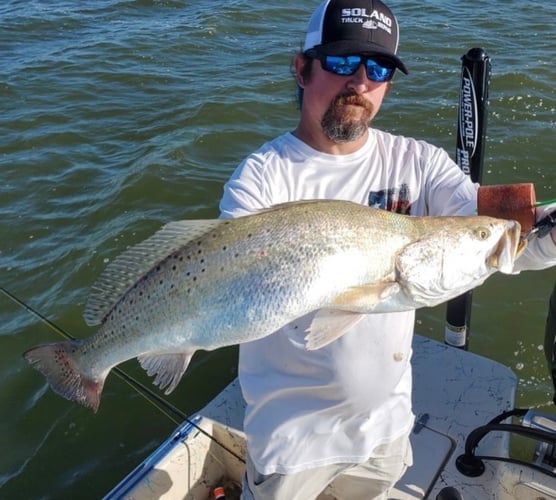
[137,351,195,394]
[84,219,225,326]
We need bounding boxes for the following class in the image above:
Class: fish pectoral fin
[331,282,401,310]
[304,283,402,350]
[305,309,365,350]
[138,351,194,394]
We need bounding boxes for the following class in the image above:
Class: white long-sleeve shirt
[219,128,556,475]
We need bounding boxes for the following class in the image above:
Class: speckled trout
[23,200,525,411]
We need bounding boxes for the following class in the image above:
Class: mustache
[334,93,374,113]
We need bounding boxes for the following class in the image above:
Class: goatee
[321,93,374,143]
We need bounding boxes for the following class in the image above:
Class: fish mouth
[488,221,526,273]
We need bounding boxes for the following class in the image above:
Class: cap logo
[341,8,392,34]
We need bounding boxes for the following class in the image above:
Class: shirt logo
[368,184,411,214]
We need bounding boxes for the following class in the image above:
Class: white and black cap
[303,0,408,74]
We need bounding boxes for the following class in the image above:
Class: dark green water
[1,0,555,497]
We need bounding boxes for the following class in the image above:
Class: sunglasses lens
[321,55,394,82]
[366,59,394,82]
[323,55,361,76]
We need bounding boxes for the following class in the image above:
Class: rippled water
[1,0,555,497]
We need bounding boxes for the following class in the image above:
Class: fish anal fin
[23,340,104,413]
[331,282,400,310]
[305,309,365,350]
[138,351,194,395]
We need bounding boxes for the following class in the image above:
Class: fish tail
[23,340,104,412]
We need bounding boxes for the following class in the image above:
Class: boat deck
[107,335,556,499]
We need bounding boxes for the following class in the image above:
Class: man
[220,0,556,498]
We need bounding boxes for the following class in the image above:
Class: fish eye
[475,227,490,240]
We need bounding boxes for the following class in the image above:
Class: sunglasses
[313,54,396,83]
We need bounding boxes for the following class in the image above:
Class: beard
[320,92,374,143]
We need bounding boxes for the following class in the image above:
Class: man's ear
[293,53,308,88]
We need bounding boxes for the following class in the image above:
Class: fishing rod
[1,286,245,463]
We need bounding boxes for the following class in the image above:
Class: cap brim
[311,41,408,75]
